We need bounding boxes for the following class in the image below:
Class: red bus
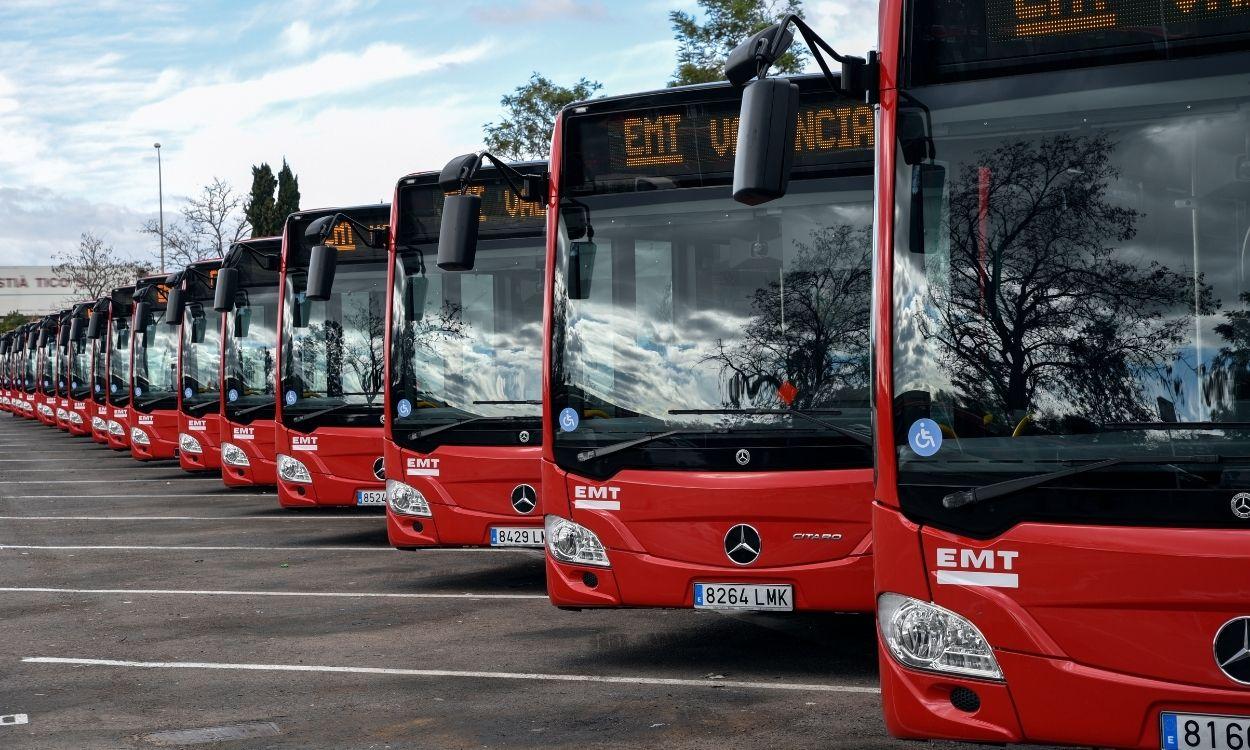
[15,323,37,419]
[731,5,1250,747]
[86,296,111,443]
[128,275,179,460]
[383,161,548,549]
[33,313,60,426]
[214,237,283,487]
[102,285,135,449]
[53,308,74,431]
[170,258,224,472]
[0,331,14,414]
[63,301,94,435]
[275,206,390,508]
[540,80,875,612]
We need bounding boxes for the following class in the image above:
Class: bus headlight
[67,410,83,425]
[91,416,105,431]
[276,453,311,484]
[107,420,124,436]
[220,442,250,467]
[545,515,610,567]
[130,427,150,446]
[178,433,203,454]
[877,593,1003,680]
[385,479,431,516]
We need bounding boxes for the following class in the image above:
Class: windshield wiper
[1101,421,1250,431]
[135,395,177,411]
[473,399,542,405]
[942,453,1221,510]
[290,402,376,425]
[229,400,275,418]
[411,414,538,440]
[185,399,220,416]
[577,428,716,462]
[669,408,872,445]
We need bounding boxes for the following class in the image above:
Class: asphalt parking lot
[0,415,1051,749]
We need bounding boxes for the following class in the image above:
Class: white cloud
[280,20,318,56]
[807,1,879,56]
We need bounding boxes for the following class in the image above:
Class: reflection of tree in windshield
[705,224,871,410]
[928,133,1211,426]
[1206,292,1250,420]
[395,300,467,408]
[340,304,386,404]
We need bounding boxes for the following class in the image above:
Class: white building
[0,267,87,316]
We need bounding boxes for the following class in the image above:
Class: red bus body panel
[178,411,221,472]
[129,407,178,461]
[275,425,382,508]
[219,417,277,486]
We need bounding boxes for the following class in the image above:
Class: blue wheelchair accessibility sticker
[397,399,412,418]
[908,418,942,457]
[558,407,579,432]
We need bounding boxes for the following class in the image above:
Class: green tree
[483,73,602,161]
[669,0,807,86]
[245,163,279,237]
[0,311,28,333]
[276,159,301,227]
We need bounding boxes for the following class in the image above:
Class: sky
[0,0,878,268]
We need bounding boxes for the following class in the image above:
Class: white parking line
[0,515,380,521]
[1,586,545,600]
[22,657,879,694]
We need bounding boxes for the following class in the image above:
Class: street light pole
[154,142,164,272]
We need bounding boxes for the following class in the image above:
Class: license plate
[355,489,385,506]
[694,583,793,611]
[1163,712,1250,750]
[490,527,545,547]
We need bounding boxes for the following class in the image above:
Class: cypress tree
[275,159,301,227]
[245,163,278,237]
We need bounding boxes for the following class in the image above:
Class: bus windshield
[180,304,221,414]
[280,208,390,429]
[389,240,545,442]
[552,177,874,476]
[224,287,278,422]
[38,336,55,394]
[133,307,177,405]
[91,332,107,402]
[108,313,131,406]
[891,50,1250,532]
[70,334,91,399]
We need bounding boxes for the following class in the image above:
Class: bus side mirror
[58,323,71,348]
[69,318,84,343]
[437,193,481,271]
[724,24,794,86]
[87,301,109,339]
[567,241,597,301]
[213,268,240,312]
[166,286,185,326]
[732,77,799,206]
[305,244,337,301]
[133,301,150,329]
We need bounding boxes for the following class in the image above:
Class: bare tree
[53,232,152,300]
[140,177,249,270]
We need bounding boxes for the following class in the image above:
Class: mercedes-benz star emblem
[1233,493,1250,520]
[511,484,537,514]
[372,457,386,481]
[519,430,531,444]
[735,448,751,466]
[1214,617,1250,685]
[724,524,761,565]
